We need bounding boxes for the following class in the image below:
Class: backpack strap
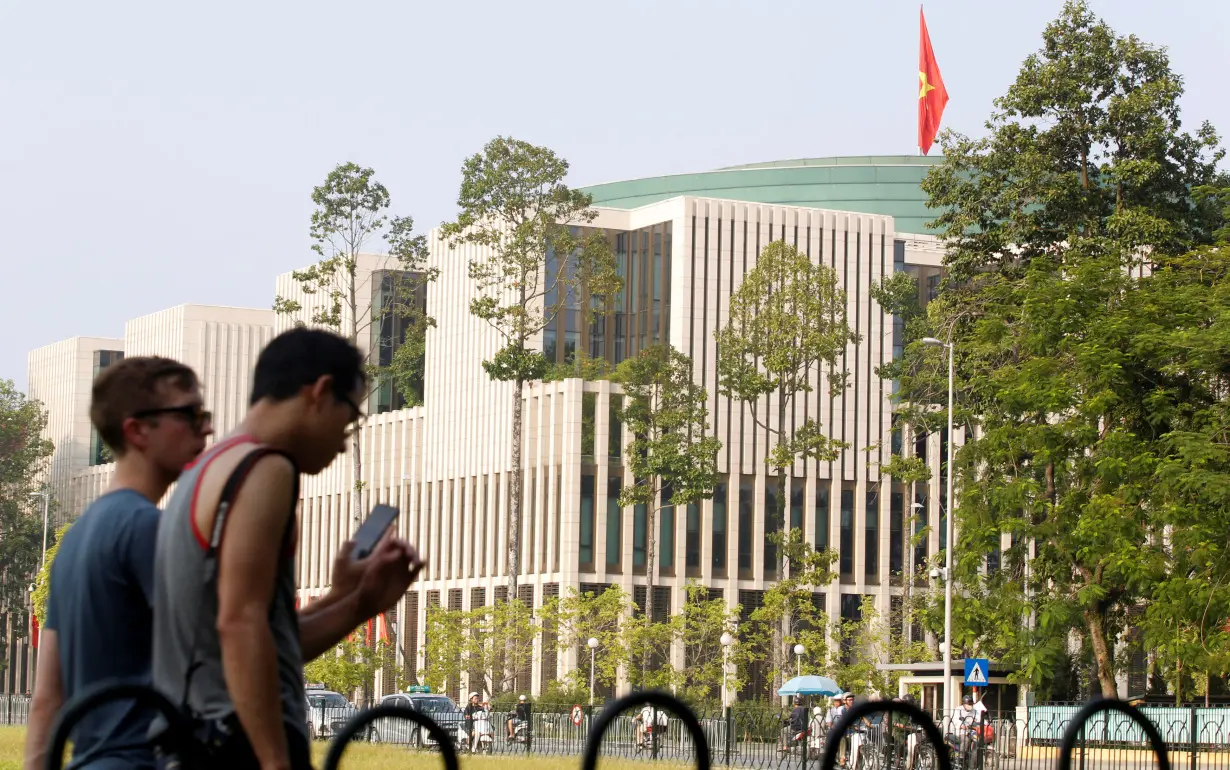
[182,446,299,708]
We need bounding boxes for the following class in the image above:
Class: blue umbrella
[777,675,842,697]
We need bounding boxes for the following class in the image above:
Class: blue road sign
[964,658,989,686]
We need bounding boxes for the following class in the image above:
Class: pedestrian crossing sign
[964,658,989,686]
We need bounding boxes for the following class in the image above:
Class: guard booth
[875,659,1021,716]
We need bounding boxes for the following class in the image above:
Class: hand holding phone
[351,503,399,561]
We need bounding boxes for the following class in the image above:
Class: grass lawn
[0,725,689,770]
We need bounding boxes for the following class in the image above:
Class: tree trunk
[1084,607,1119,698]
[775,394,790,694]
[645,501,656,684]
[348,263,363,533]
[504,375,523,693]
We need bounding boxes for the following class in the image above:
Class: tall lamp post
[29,490,51,571]
[793,644,805,679]
[587,637,599,707]
[720,632,734,709]
[922,334,955,713]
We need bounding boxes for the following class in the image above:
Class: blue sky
[2,0,1226,388]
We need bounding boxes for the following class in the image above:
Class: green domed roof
[583,155,942,235]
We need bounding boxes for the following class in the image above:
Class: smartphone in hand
[351,503,399,561]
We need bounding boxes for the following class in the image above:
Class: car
[371,692,463,748]
[305,687,363,741]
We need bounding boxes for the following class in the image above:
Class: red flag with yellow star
[918,6,948,155]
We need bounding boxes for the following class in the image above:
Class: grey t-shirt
[45,489,160,768]
[150,441,306,741]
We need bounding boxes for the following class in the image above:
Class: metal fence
[292,702,1230,770]
[11,691,1230,770]
[2,694,30,726]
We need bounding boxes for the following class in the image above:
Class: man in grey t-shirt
[152,328,423,770]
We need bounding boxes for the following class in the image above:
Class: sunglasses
[340,394,366,427]
[132,403,213,433]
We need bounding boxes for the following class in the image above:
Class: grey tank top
[151,436,306,738]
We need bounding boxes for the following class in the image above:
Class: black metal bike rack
[322,703,459,770]
[822,699,953,770]
[580,690,712,770]
[43,680,193,770]
[1057,699,1171,770]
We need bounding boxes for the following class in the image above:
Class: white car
[305,688,364,741]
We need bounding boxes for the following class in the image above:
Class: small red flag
[918,6,949,155]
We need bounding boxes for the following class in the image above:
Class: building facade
[17,157,961,702]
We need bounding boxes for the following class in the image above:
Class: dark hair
[91,357,200,454]
[250,327,366,406]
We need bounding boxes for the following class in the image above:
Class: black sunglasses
[132,404,212,433]
[339,394,365,426]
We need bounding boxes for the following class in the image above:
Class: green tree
[677,583,741,706]
[272,163,435,527]
[542,585,629,698]
[616,344,720,639]
[742,532,836,698]
[715,239,856,688]
[909,1,1224,697]
[441,137,619,603]
[466,598,539,695]
[422,603,468,695]
[1135,187,1230,703]
[30,523,70,627]
[304,637,396,697]
[0,380,54,622]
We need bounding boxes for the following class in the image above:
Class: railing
[30,686,1230,770]
[2,694,31,725]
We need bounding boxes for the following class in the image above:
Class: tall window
[660,502,675,571]
[633,503,647,569]
[685,503,701,574]
[865,487,879,582]
[606,478,622,570]
[890,490,904,579]
[581,393,596,462]
[712,481,728,573]
[579,474,595,570]
[609,396,623,460]
[763,484,780,580]
[738,479,755,577]
[815,486,830,552]
[840,489,855,581]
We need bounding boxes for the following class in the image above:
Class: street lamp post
[793,644,805,678]
[587,637,599,707]
[720,632,734,710]
[922,335,956,713]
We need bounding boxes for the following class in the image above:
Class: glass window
[890,491,904,578]
[579,474,595,568]
[685,503,701,570]
[660,503,675,570]
[543,328,557,364]
[738,479,754,574]
[606,478,622,569]
[790,483,803,531]
[815,486,830,552]
[608,396,623,460]
[581,393,596,462]
[712,481,727,571]
[633,504,647,567]
[564,331,579,364]
[840,489,854,580]
[763,485,780,580]
[914,491,928,571]
[865,488,879,581]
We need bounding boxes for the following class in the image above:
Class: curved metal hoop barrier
[322,703,459,770]
[581,691,712,770]
[822,699,952,770]
[1057,699,1171,770]
[43,680,192,770]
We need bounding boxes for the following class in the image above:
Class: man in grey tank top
[152,328,424,770]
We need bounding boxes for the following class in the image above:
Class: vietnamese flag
[918,6,949,155]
